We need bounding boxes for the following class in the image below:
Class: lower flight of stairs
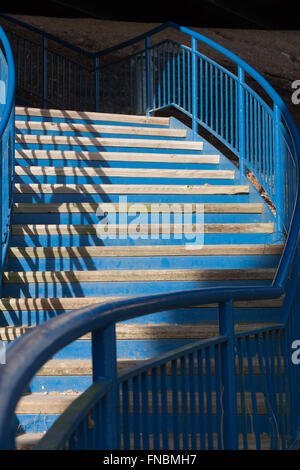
[2,106,284,449]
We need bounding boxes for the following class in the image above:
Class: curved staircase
[0,106,283,448]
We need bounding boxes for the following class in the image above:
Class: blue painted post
[42,35,47,108]
[145,35,151,116]
[91,323,119,449]
[95,56,100,112]
[274,104,283,235]
[191,37,198,140]
[218,299,238,450]
[238,66,246,181]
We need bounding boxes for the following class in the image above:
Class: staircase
[0,105,283,448]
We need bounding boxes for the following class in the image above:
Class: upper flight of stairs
[2,106,284,449]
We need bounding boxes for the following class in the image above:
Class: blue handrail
[0,18,299,450]
[0,25,15,294]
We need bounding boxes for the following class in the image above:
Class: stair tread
[15,134,204,150]
[15,149,219,164]
[14,432,272,450]
[11,222,274,235]
[3,269,276,283]
[16,120,186,137]
[9,244,283,258]
[15,390,275,415]
[15,183,249,195]
[0,323,274,341]
[0,295,284,311]
[15,106,171,125]
[14,202,263,213]
[15,165,234,179]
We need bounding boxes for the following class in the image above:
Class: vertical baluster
[167,41,171,106]
[172,43,175,105]
[210,63,213,129]
[151,367,160,449]
[274,330,286,449]
[197,349,206,449]
[133,374,141,450]
[152,46,156,110]
[245,335,260,449]
[250,94,253,169]
[145,35,151,114]
[225,74,228,142]
[188,352,197,450]
[92,323,119,449]
[122,380,131,449]
[157,45,161,109]
[245,90,249,166]
[162,44,166,107]
[181,356,188,449]
[256,333,275,448]
[187,50,191,114]
[182,48,186,110]
[205,346,213,449]
[237,338,248,449]
[160,364,168,449]
[230,77,233,147]
[177,45,181,108]
[214,344,223,449]
[200,57,203,123]
[218,300,238,449]
[215,67,218,134]
[258,104,262,182]
[141,371,150,450]
[238,66,245,179]
[171,358,180,449]
[273,104,283,233]
[191,38,198,138]
[220,70,223,138]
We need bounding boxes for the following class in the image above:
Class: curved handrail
[0,19,299,449]
[0,25,15,135]
[0,285,282,448]
[0,25,15,279]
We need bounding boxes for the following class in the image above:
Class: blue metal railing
[0,18,299,450]
[0,14,296,232]
[0,25,15,295]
